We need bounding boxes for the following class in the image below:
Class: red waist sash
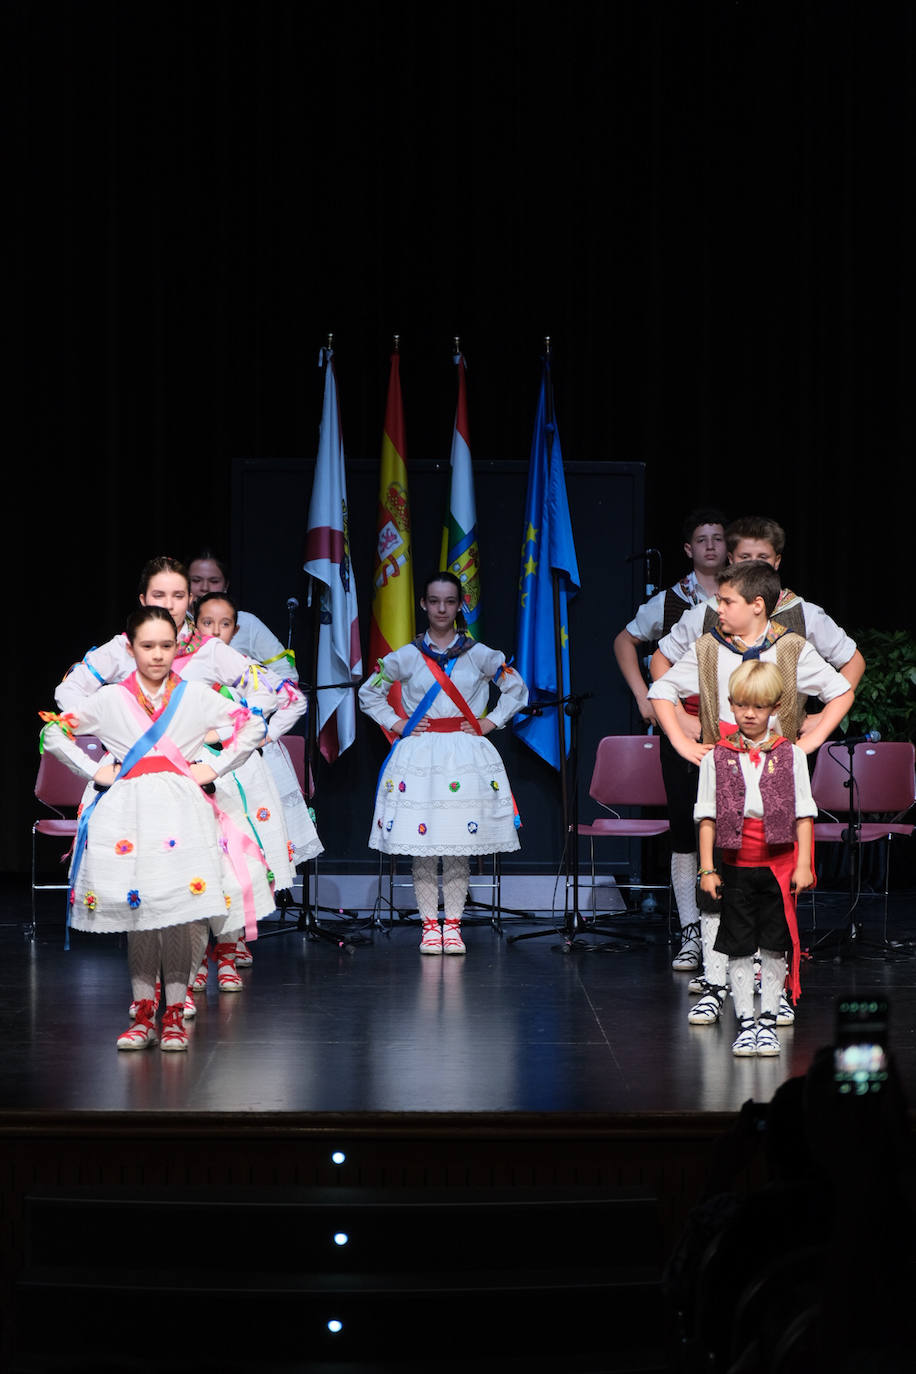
[120,757,184,780]
[424,718,468,733]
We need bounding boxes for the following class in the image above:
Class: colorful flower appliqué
[225,895,232,909]
[163,837,178,851]
[256,807,271,822]
[490,780,500,792]
[384,779,394,793]
[467,821,478,834]
[115,839,134,855]
[418,823,427,835]
[126,890,141,909]
[386,819,394,832]
[189,878,207,895]
[287,841,296,861]
[449,781,461,792]
[398,780,406,792]
[83,891,98,910]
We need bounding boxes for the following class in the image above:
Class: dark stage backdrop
[11,1,914,875]
[235,457,644,872]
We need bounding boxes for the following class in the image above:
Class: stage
[2,883,915,1370]
[4,887,916,1117]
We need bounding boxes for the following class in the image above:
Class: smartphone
[833,995,889,1096]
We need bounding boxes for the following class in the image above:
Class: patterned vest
[696,631,805,744]
[713,737,798,850]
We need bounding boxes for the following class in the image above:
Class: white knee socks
[441,856,469,924]
[730,954,755,1021]
[671,851,700,930]
[412,856,440,924]
[759,949,787,1019]
[701,913,728,993]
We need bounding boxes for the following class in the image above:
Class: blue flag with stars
[512,359,580,768]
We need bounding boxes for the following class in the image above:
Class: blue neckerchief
[373,658,456,805]
[67,680,188,949]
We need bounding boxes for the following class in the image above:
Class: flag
[303,348,362,763]
[512,357,581,769]
[439,351,481,638]
[369,351,414,722]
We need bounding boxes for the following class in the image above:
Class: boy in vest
[652,515,865,695]
[612,508,728,974]
[647,560,854,1027]
[694,661,816,1056]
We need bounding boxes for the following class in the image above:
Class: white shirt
[624,571,709,642]
[234,610,298,683]
[647,626,852,731]
[658,594,857,670]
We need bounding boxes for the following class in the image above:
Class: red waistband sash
[121,757,183,779]
[722,816,803,1005]
[118,690,267,942]
[424,718,466,733]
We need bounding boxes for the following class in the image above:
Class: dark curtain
[9,0,913,871]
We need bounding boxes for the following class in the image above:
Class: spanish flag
[369,349,414,726]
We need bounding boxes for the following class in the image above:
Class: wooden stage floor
[3,886,916,1118]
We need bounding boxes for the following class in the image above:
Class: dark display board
[233,459,646,874]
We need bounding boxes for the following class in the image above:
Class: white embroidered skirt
[368,733,520,857]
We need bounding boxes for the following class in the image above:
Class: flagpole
[543,338,570,842]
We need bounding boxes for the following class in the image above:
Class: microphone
[841,730,881,747]
[287,597,299,612]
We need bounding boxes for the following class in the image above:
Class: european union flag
[513,358,580,769]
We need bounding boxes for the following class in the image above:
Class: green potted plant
[844,630,916,743]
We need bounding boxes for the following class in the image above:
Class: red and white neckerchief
[720,730,786,768]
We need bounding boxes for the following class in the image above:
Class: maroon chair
[577,735,671,920]
[810,740,915,937]
[31,737,105,940]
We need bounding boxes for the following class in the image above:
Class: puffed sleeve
[358,650,407,733]
[55,636,132,713]
[206,640,280,720]
[471,645,529,729]
[693,749,718,822]
[39,700,110,780]
[204,694,269,777]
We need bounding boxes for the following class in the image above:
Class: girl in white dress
[41,608,267,1051]
[358,573,528,954]
[193,592,323,973]
[55,555,288,995]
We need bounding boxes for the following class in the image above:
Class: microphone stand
[808,740,912,964]
[508,691,653,953]
[259,597,367,949]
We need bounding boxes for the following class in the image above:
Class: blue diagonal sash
[373,660,455,805]
[66,681,189,947]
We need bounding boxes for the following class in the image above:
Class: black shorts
[713,862,792,957]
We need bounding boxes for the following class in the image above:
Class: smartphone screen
[834,996,889,1096]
